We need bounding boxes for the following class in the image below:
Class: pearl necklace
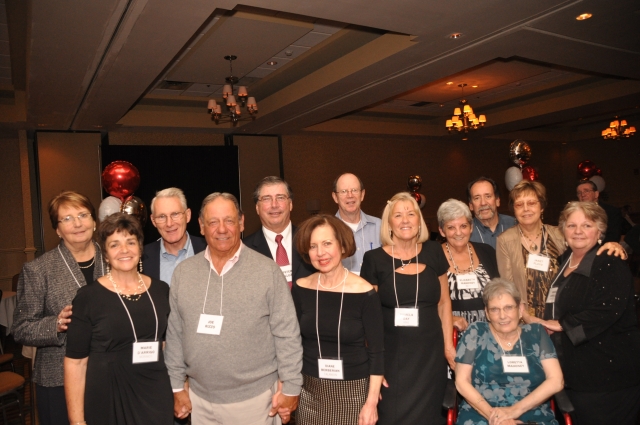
[108,272,146,301]
[567,253,580,269]
[77,256,95,269]
[317,267,348,290]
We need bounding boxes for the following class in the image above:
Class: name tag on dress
[318,358,344,380]
[280,265,292,282]
[197,314,224,335]
[527,254,550,272]
[456,273,480,290]
[132,341,159,364]
[501,356,530,373]
[395,308,419,327]
[546,287,558,304]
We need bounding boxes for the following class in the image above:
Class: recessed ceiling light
[267,61,278,66]
[472,85,478,88]
[449,33,463,39]
[462,137,468,141]
[446,82,454,85]
[576,13,592,20]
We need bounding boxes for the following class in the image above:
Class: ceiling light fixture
[445,83,487,133]
[602,116,635,139]
[446,81,454,85]
[449,33,463,39]
[576,13,592,20]
[207,55,258,126]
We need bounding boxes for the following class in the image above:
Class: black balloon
[407,175,422,192]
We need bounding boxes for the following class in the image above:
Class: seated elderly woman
[437,199,499,331]
[543,202,640,425]
[455,278,563,425]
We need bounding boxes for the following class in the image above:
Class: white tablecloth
[0,291,17,335]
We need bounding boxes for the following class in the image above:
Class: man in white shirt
[243,176,315,287]
[332,173,381,274]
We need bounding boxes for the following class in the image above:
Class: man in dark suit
[576,180,623,244]
[142,187,206,283]
[243,176,315,287]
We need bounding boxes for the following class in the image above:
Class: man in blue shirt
[467,177,516,249]
[142,187,206,284]
[332,173,381,274]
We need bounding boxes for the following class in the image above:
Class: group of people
[10,172,640,425]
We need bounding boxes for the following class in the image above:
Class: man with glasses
[243,176,315,287]
[576,180,623,243]
[143,187,207,285]
[467,176,516,249]
[332,173,381,274]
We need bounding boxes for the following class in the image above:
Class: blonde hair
[380,192,429,246]
[558,201,607,237]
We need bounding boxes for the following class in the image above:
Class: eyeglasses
[576,189,594,196]
[513,200,539,209]
[59,212,92,225]
[487,304,517,315]
[258,195,289,204]
[153,211,186,223]
[334,189,361,197]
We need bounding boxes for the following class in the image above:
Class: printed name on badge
[546,287,558,304]
[527,254,550,272]
[395,308,419,327]
[318,358,344,380]
[132,341,159,364]
[456,273,480,291]
[501,356,530,373]
[197,314,224,335]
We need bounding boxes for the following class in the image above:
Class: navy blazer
[142,233,207,281]
[243,225,315,284]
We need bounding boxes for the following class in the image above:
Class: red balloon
[410,192,422,205]
[594,168,602,176]
[101,161,141,201]
[577,160,597,178]
[522,166,539,181]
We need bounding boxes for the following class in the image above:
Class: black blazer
[471,241,500,279]
[243,225,315,283]
[142,233,207,281]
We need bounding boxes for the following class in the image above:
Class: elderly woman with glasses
[496,180,624,326]
[13,191,106,425]
[543,202,640,425]
[437,199,500,331]
[455,278,564,425]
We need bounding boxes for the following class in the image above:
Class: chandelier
[445,83,486,133]
[601,116,635,139]
[207,55,258,126]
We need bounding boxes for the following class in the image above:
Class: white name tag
[501,355,530,373]
[527,254,550,272]
[546,287,558,304]
[395,308,419,327]
[456,273,480,290]
[197,314,224,335]
[280,264,292,283]
[318,358,344,380]
[132,341,159,364]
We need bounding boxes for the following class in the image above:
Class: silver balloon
[407,175,422,192]
[509,139,531,167]
[120,196,148,228]
[98,196,123,222]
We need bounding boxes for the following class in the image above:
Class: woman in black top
[65,213,173,425]
[361,192,454,425]
[293,214,384,425]
[544,202,640,425]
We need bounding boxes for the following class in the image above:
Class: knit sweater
[165,244,303,403]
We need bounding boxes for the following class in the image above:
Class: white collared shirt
[262,222,293,265]
[204,244,242,276]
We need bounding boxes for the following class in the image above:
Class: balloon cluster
[505,140,538,191]
[577,160,605,192]
[407,175,427,208]
[98,161,147,226]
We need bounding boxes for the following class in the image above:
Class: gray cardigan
[165,244,303,404]
[12,240,106,387]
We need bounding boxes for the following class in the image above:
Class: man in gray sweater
[165,192,302,424]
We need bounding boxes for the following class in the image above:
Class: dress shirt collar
[336,210,374,231]
[262,221,292,244]
[204,243,242,276]
[160,232,192,257]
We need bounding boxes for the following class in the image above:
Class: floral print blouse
[455,322,559,425]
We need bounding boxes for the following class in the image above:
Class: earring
[93,225,96,232]
[390,230,393,239]
[541,212,544,221]
[139,259,143,273]
[564,240,568,247]
[106,261,110,274]
[598,238,602,245]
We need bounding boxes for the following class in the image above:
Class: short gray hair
[437,199,472,229]
[199,192,243,220]
[482,278,521,306]
[252,176,293,204]
[150,187,188,214]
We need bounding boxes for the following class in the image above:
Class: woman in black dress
[361,192,454,425]
[65,213,173,425]
[293,214,384,425]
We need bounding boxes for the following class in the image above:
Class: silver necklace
[445,243,474,274]
[494,327,520,348]
[78,256,95,269]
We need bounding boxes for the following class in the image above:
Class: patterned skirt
[296,374,369,425]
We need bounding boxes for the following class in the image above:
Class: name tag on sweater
[197,314,223,335]
[318,358,344,380]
